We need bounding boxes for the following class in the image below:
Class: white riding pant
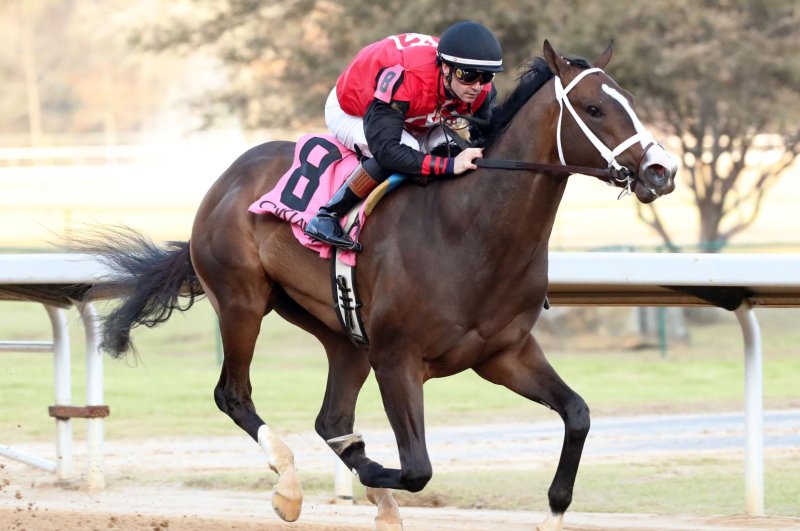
[324,88,447,158]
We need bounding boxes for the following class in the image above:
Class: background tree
[0,0,190,145]
[536,0,800,252]
[129,0,552,129]
[135,0,800,253]
[5,1,798,254]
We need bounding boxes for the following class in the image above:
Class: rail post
[79,302,105,490]
[734,301,764,516]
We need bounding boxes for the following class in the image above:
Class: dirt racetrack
[3,483,799,531]
[2,425,800,531]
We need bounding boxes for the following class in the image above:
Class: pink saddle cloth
[248,134,366,266]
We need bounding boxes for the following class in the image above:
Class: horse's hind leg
[474,334,590,531]
[204,270,303,522]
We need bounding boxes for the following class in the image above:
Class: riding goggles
[454,67,495,85]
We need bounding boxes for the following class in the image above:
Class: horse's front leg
[322,354,431,494]
[362,350,432,493]
[474,334,590,531]
[311,336,403,530]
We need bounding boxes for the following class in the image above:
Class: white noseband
[554,67,657,181]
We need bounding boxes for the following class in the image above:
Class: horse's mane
[480,54,593,148]
[481,57,555,147]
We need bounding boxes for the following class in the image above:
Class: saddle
[249,134,406,267]
[248,134,407,346]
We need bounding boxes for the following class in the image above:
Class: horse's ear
[543,39,565,76]
[592,40,614,69]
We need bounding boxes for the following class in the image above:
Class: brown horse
[88,41,676,530]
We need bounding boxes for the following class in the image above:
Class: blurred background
[1,0,798,254]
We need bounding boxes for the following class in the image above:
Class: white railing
[0,254,112,489]
[0,300,105,490]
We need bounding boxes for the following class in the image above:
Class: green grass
[2,301,799,441]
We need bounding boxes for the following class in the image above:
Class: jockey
[304,20,503,252]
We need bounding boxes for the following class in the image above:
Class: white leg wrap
[257,424,276,467]
[326,432,364,456]
[258,424,295,472]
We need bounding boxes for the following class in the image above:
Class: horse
[85,40,677,531]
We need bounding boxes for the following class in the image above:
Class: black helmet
[437,20,504,73]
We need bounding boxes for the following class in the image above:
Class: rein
[474,157,631,181]
[436,66,663,196]
[437,117,636,187]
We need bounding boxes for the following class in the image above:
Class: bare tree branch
[635,203,680,252]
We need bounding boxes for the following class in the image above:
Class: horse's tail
[74,227,204,359]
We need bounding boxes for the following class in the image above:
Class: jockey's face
[442,64,485,104]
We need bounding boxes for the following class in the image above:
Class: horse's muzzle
[635,144,678,203]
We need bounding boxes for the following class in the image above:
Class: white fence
[0,255,110,489]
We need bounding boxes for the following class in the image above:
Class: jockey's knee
[363,157,392,181]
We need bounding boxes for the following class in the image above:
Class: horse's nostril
[645,165,666,186]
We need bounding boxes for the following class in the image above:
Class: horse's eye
[586,105,603,118]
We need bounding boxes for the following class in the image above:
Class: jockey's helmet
[437,21,504,74]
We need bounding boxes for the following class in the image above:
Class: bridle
[437,67,658,196]
[553,67,656,196]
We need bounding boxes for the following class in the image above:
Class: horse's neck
[472,98,568,251]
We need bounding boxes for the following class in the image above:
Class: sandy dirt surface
[2,421,800,531]
[3,481,799,531]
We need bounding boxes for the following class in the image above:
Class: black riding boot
[304,162,384,252]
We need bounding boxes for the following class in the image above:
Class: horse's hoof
[537,512,564,531]
[271,485,302,522]
[270,468,303,522]
[374,519,404,531]
[366,487,403,531]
